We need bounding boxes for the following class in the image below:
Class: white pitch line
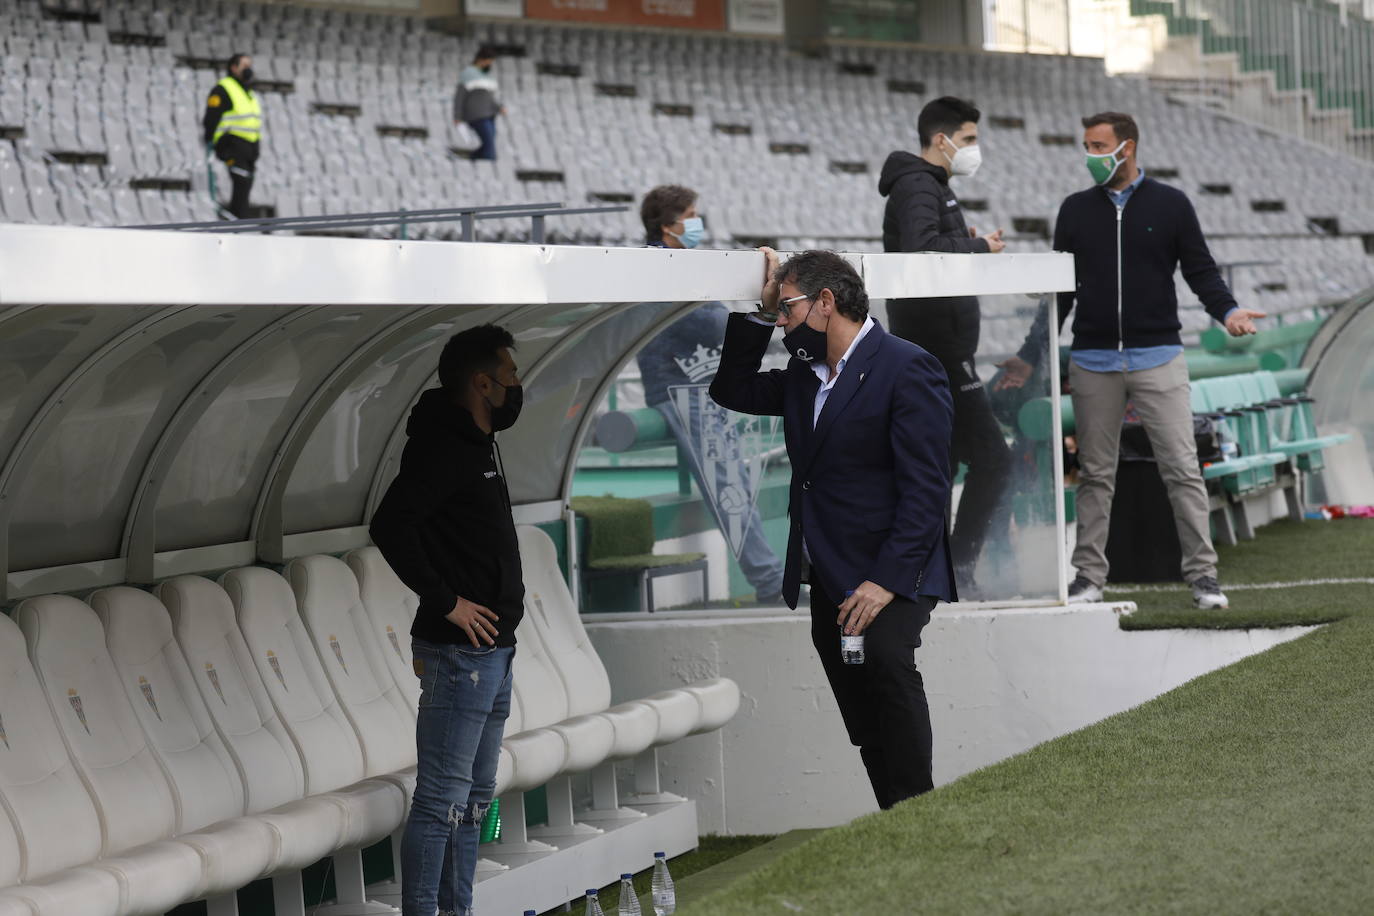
[1108,577,1374,594]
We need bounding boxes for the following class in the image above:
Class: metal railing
[124,202,629,243]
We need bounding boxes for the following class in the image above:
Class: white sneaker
[1067,576,1103,604]
[1191,576,1229,609]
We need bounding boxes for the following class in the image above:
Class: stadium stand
[0,528,738,915]
[2,0,1372,329]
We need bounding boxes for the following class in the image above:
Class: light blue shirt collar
[1106,168,1146,208]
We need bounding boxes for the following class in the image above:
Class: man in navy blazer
[710,248,956,807]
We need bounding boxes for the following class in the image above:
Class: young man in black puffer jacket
[879,96,1010,593]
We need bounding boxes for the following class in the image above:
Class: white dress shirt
[811,316,875,427]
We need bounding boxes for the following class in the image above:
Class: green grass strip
[684,518,1374,913]
[1113,518,1374,630]
[688,615,1374,914]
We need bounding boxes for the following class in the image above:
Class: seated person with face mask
[633,185,787,605]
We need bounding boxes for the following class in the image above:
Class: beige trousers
[1069,354,1218,586]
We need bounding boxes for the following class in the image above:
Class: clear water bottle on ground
[585,888,606,916]
[840,589,864,665]
[618,873,642,916]
[651,851,676,915]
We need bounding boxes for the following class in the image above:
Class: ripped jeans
[401,638,514,916]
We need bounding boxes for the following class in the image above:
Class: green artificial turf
[688,615,1374,914]
[1113,518,1374,630]
[681,517,1374,914]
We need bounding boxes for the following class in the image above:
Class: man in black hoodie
[369,324,524,916]
[879,96,1009,592]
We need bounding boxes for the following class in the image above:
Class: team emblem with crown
[668,380,783,560]
[205,662,227,704]
[330,635,348,674]
[266,650,288,691]
[67,688,90,734]
[138,675,163,721]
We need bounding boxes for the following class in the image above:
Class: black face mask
[484,377,523,431]
[782,299,828,363]
[236,67,255,85]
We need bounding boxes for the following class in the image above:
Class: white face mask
[941,136,982,178]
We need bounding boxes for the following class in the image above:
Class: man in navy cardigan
[710,248,955,807]
[999,112,1264,608]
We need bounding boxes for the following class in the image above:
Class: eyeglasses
[778,293,812,318]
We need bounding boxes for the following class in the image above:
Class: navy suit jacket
[709,313,957,608]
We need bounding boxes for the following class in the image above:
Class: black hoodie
[369,388,524,647]
[879,152,988,376]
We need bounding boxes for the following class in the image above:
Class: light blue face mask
[672,216,705,249]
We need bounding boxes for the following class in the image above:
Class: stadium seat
[284,555,417,780]
[343,546,421,711]
[517,525,740,744]
[14,594,219,914]
[219,566,407,912]
[0,612,119,916]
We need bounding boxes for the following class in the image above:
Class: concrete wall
[586,604,1311,835]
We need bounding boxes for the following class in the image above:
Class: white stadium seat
[15,594,205,916]
[88,586,277,905]
[516,525,742,747]
[0,612,119,916]
[344,546,421,711]
[219,566,405,846]
[285,555,417,783]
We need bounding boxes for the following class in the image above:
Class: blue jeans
[467,118,497,160]
[401,638,513,916]
[654,399,785,599]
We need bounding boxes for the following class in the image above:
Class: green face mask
[1086,140,1128,185]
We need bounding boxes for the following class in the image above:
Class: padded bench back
[158,574,307,814]
[516,526,614,716]
[91,586,245,833]
[16,595,178,855]
[0,612,103,883]
[222,566,365,796]
[287,555,416,777]
[344,546,421,712]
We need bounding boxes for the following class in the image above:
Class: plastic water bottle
[840,589,864,665]
[1220,435,1239,462]
[585,888,606,916]
[618,874,642,916]
[523,911,536,916]
[651,851,676,915]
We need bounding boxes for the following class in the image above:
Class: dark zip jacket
[369,389,524,647]
[1047,176,1236,353]
[879,152,988,372]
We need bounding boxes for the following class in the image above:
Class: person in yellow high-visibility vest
[202,53,261,219]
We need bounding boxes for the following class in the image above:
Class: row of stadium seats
[0,0,1371,318]
[0,527,739,916]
